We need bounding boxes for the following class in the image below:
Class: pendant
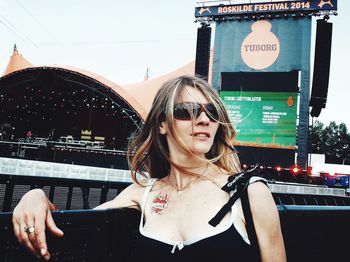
[177,190,182,196]
[151,193,169,214]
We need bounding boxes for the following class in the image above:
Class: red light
[307,166,312,175]
[275,166,282,172]
[320,172,331,177]
[290,165,301,175]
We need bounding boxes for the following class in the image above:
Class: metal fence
[0,173,129,212]
[1,206,350,261]
[2,172,350,213]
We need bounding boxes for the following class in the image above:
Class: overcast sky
[0,0,348,128]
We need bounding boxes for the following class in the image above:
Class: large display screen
[221,90,298,149]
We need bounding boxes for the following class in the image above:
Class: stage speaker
[195,26,211,79]
[309,19,333,117]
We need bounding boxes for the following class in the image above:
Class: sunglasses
[173,102,219,122]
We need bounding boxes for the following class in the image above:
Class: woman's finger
[34,213,51,261]
[46,210,64,237]
[24,219,41,252]
[18,220,39,258]
[13,218,21,241]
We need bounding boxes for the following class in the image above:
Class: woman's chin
[191,146,212,156]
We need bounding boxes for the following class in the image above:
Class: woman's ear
[159,122,167,135]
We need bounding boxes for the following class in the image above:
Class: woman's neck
[168,163,209,190]
[169,153,205,168]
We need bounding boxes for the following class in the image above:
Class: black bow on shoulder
[208,166,260,227]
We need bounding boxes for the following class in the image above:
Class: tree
[309,120,324,153]
[338,123,350,164]
[310,121,350,164]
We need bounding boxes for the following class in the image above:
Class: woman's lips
[191,132,210,138]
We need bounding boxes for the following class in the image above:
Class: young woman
[13,75,286,261]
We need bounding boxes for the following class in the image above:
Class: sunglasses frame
[173,102,218,122]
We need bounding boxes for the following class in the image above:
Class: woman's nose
[196,111,210,125]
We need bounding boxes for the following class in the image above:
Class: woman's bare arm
[93,182,143,210]
[248,182,286,262]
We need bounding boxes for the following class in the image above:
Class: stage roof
[1,46,213,120]
[2,45,33,76]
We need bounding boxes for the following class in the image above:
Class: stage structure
[195,0,337,169]
[0,62,143,169]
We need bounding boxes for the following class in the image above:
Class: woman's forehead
[176,85,208,103]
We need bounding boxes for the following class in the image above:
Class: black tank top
[129,178,261,262]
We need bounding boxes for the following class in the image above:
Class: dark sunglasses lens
[173,103,218,121]
[205,104,219,121]
[174,103,200,120]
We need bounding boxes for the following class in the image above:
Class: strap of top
[208,174,267,227]
[209,174,267,260]
[139,178,158,229]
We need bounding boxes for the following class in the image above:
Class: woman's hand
[12,189,64,261]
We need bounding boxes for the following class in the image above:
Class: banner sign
[212,17,311,151]
[195,0,337,17]
[212,18,311,87]
[221,91,298,149]
[205,1,316,165]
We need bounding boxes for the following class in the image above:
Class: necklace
[168,164,209,196]
[151,164,209,214]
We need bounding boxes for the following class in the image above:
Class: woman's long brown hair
[127,75,241,184]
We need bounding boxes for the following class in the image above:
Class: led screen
[221,91,297,149]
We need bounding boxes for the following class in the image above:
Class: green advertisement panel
[221,91,298,149]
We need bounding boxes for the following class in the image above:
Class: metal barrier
[0,174,129,212]
[278,205,350,262]
[1,206,350,262]
[273,192,350,206]
[0,208,140,262]
[2,173,350,212]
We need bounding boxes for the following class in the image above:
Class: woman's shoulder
[124,180,149,193]
[117,181,148,206]
[246,177,277,219]
[124,178,160,194]
[247,176,270,200]
[248,176,267,185]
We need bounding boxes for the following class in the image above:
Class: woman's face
[160,86,219,159]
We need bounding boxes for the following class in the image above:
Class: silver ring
[24,225,35,234]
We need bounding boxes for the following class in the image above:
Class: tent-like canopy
[123,50,213,113]
[2,45,33,76]
[2,46,214,120]
[123,61,195,113]
[0,47,145,152]
[1,46,147,121]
